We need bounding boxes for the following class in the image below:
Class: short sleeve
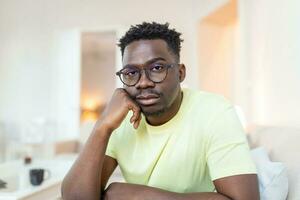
[206,106,257,181]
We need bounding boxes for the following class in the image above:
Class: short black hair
[118,22,183,62]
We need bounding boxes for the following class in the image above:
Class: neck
[146,90,183,126]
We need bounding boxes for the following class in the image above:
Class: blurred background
[0,0,299,199]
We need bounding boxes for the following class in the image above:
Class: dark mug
[29,168,51,186]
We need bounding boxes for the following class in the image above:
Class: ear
[178,64,186,82]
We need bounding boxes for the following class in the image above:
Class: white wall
[196,0,300,127]
[239,0,300,126]
[51,30,81,140]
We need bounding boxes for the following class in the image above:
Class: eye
[150,64,165,72]
[123,68,139,77]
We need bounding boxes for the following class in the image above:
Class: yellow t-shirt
[106,88,256,193]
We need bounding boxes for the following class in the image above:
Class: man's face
[122,39,185,116]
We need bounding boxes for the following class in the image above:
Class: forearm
[104,183,231,200]
[62,123,111,200]
[105,174,260,200]
[135,185,231,200]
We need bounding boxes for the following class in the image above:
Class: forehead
[122,39,175,66]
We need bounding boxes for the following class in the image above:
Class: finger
[129,106,137,123]
[133,111,141,128]
[133,113,142,129]
[130,114,134,124]
[128,102,137,123]
[128,101,140,123]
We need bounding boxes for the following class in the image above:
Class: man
[62,22,260,200]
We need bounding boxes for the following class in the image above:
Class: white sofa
[247,126,300,200]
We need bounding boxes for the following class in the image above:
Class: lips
[136,93,160,106]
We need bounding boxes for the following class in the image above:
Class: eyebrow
[123,57,167,68]
[146,57,167,64]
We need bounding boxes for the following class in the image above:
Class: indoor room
[0,0,299,199]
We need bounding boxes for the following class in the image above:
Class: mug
[29,168,51,186]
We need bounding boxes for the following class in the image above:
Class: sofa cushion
[251,147,288,200]
[285,161,300,200]
[248,126,300,200]
[248,126,300,163]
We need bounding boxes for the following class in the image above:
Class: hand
[103,182,140,200]
[99,88,141,132]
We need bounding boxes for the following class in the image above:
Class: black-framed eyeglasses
[116,63,178,87]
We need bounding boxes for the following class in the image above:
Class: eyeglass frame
[116,63,179,87]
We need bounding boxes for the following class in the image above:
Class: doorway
[80,31,117,141]
[80,31,117,122]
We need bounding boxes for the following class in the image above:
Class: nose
[135,69,155,89]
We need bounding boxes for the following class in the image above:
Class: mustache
[131,89,162,100]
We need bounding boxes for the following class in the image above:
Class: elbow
[61,179,87,200]
[217,193,259,200]
[61,179,77,200]
[61,186,90,200]
[61,179,101,200]
[226,196,260,200]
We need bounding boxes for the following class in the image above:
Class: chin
[142,106,167,117]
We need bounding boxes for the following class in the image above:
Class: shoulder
[182,88,232,117]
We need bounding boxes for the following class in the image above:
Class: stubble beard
[141,106,168,117]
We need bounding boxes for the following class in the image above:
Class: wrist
[93,121,113,140]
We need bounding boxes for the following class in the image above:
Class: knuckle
[115,88,125,96]
[135,106,141,112]
[124,98,131,105]
[115,88,123,92]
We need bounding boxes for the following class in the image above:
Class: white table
[0,156,76,200]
